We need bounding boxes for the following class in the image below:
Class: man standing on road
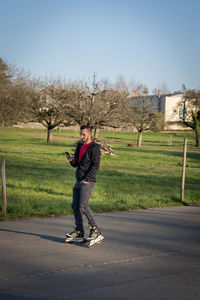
[65,125,104,244]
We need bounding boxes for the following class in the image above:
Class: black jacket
[70,141,101,182]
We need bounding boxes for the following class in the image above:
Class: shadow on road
[0,228,64,244]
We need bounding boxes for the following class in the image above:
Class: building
[129,93,188,130]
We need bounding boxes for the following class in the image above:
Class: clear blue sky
[1,0,200,92]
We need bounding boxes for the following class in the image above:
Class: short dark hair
[80,125,92,133]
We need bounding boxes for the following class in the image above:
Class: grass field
[0,127,199,221]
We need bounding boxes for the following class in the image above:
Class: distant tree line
[1,58,199,146]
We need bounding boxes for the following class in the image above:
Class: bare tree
[123,86,164,147]
[66,74,123,138]
[114,75,129,97]
[0,58,31,126]
[152,82,170,96]
[179,89,200,147]
[28,80,75,143]
[0,58,13,126]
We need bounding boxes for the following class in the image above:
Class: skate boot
[86,226,104,247]
[65,227,84,243]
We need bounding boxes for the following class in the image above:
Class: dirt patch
[18,131,77,141]
[18,131,200,152]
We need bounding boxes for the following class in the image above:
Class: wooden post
[168,135,173,145]
[181,138,187,202]
[1,157,6,213]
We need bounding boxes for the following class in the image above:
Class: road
[0,206,200,299]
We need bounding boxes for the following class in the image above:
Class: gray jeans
[72,181,96,232]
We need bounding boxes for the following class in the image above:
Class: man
[65,125,104,244]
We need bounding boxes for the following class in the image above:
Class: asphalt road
[0,206,200,299]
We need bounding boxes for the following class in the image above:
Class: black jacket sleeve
[70,158,77,168]
[69,142,82,168]
[83,144,100,182]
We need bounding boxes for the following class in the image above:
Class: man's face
[80,128,92,144]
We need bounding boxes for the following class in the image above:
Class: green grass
[0,127,199,221]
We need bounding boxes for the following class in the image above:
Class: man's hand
[65,152,73,162]
[81,180,89,184]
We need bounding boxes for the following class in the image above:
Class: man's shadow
[0,228,64,244]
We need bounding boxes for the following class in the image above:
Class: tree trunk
[47,128,53,143]
[94,128,99,139]
[194,120,200,147]
[195,128,200,147]
[137,131,142,147]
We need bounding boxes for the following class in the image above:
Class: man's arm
[66,142,82,168]
[66,152,77,167]
[83,145,100,182]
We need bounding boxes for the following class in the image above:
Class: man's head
[80,125,92,144]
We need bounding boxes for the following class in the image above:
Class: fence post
[1,157,6,213]
[181,138,187,202]
[168,135,173,145]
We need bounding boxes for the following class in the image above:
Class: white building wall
[129,93,190,130]
[164,94,183,122]
[164,94,189,130]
